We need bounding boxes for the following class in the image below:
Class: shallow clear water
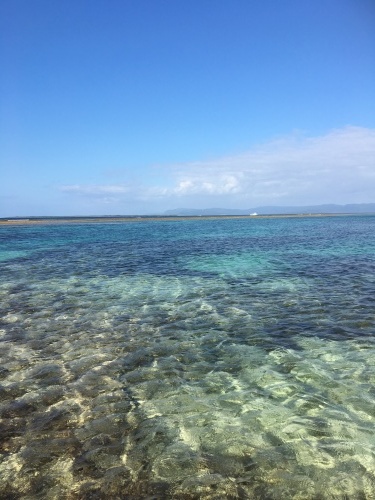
[0,216,374,499]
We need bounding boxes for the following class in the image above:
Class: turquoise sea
[0,215,374,499]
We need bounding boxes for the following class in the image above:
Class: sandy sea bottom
[0,217,374,498]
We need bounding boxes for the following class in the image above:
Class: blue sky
[1,0,374,216]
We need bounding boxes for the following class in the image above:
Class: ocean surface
[0,215,374,499]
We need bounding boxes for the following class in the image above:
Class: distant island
[164,203,375,216]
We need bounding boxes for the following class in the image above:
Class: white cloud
[58,126,375,209]
[172,175,242,195]
[150,125,375,205]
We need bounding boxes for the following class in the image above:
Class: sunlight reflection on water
[0,216,374,498]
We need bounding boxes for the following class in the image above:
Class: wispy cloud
[58,126,375,208]
[153,126,375,204]
[59,184,132,206]
[60,184,130,195]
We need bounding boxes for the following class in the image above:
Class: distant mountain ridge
[164,204,375,216]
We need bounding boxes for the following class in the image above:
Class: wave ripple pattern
[0,216,374,499]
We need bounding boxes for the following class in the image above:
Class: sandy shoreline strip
[0,213,357,225]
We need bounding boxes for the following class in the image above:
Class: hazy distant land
[1,203,375,225]
[164,203,375,216]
